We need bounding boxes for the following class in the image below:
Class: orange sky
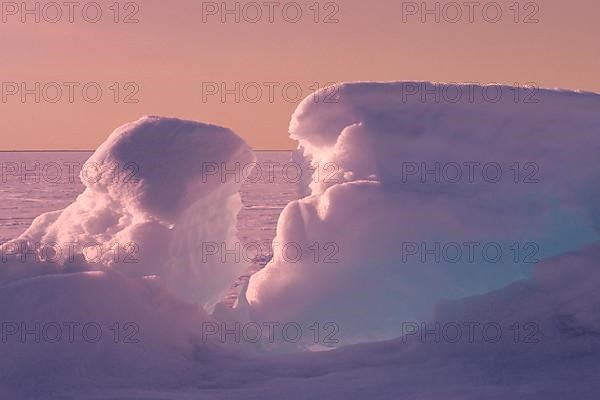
[1,0,599,150]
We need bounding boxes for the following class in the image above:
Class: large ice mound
[247,82,600,343]
[0,116,255,311]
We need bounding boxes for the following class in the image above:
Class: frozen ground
[0,152,93,244]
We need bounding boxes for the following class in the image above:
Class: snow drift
[0,116,255,311]
[0,270,231,398]
[247,82,600,343]
[3,242,600,399]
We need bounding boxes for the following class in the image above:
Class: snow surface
[1,83,600,399]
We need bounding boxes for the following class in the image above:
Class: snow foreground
[1,83,600,398]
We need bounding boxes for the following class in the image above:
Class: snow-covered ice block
[0,116,255,311]
[248,82,600,344]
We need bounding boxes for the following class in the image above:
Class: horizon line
[0,149,295,153]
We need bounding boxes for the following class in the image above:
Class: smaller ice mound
[0,116,255,311]
[248,82,600,344]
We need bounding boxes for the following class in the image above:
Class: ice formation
[1,85,600,398]
[0,116,255,311]
[247,82,600,343]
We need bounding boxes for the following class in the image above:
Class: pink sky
[0,0,598,150]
